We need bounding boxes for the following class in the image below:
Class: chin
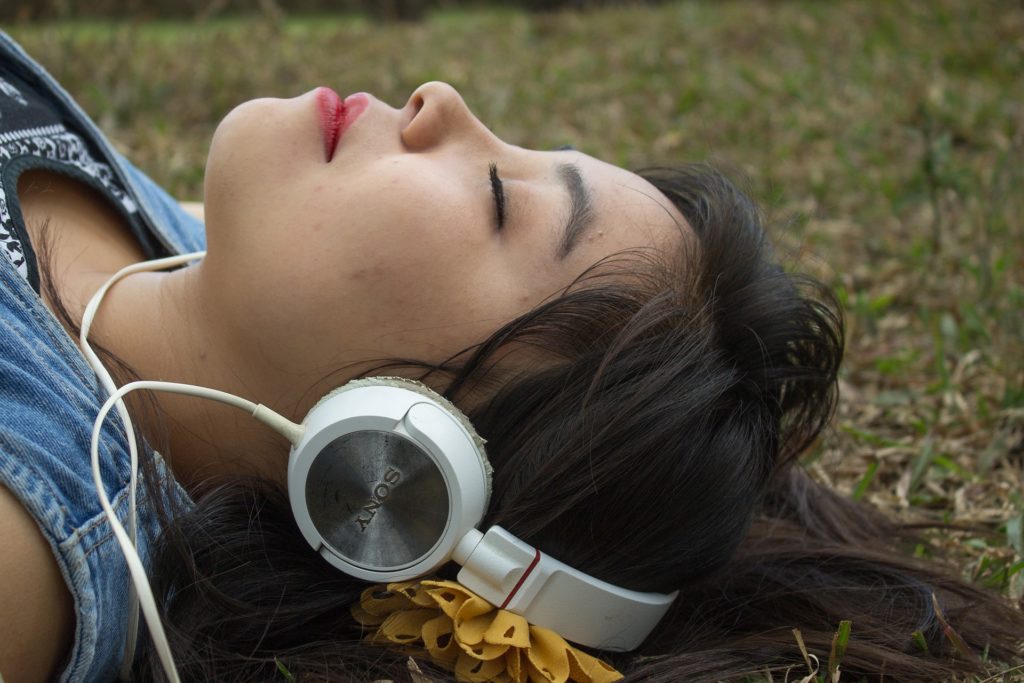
[205,98,300,213]
[208,98,276,162]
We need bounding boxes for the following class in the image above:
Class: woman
[0,29,1021,683]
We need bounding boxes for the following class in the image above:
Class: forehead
[575,153,689,252]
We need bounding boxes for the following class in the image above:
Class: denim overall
[0,31,205,681]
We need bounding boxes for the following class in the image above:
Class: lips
[316,87,370,162]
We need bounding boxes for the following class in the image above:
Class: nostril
[401,82,462,150]
[400,90,437,150]
[400,92,426,135]
[407,93,425,116]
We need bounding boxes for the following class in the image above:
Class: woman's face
[201,82,687,383]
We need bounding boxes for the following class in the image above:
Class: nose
[401,81,499,152]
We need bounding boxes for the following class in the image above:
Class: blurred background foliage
[5,0,1024,671]
[3,0,668,22]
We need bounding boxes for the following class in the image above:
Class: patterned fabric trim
[0,123,65,144]
[0,128,140,280]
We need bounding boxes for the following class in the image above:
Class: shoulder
[0,482,74,683]
[0,424,190,682]
[0,290,191,681]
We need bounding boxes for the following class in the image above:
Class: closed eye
[488,162,506,230]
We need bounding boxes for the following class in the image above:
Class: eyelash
[489,162,506,230]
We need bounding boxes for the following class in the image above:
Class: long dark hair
[132,163,1023,681]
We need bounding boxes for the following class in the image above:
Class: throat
[17,169,293,488]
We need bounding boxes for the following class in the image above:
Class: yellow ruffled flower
[352,580,624,683]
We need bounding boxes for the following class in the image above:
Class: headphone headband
[455,527,677,651]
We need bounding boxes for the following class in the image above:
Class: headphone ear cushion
[288,376,492,581]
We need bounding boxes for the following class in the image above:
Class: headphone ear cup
[287,377,491,581]
[302,428,451,569]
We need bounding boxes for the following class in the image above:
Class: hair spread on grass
[101,163,1022,682]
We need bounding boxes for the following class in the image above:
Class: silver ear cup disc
[304,430,450,571]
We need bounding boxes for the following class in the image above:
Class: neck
[85,263,301,488]
[19,169,319,489]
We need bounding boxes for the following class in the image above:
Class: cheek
[315,233,510,361]
[330,239,489,327]
[313,174,485,297]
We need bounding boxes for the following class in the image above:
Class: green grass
[6,0,1023,678]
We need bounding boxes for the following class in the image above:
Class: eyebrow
[554,162,595,261]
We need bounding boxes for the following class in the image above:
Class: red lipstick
[316,87,369,162]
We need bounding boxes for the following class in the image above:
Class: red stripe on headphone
[500,548,542,609]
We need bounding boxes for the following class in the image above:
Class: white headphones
[288,376,676,651]
[83,253,676,683]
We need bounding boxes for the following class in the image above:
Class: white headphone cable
[80,252,304,681]
[81,252,199,679]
